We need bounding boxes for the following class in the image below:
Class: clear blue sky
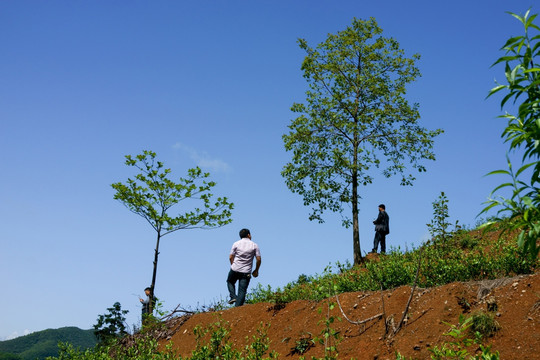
[0,0,535,340]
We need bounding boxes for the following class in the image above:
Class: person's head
[239,228,251,239]
[144,287,151,295]
[378,204,385,211]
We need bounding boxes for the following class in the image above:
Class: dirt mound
[163,271,540,359]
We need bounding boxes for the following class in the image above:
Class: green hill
[0,327,97,360]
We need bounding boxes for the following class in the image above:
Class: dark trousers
[227,269,251,307]
[373,231,386,253]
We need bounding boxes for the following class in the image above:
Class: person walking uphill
[227,228,261,307]
[372,204,390,254]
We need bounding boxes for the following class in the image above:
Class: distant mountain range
[0,327,97,360]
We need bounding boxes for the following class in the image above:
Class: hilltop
[152,225,540,359]
[40,224,540,360]
[157,270,539,359]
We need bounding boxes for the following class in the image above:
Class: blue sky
[0,0,535,340]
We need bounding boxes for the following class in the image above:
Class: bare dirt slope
[162,270,540,359]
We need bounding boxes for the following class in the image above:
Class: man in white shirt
[226,228,261,306]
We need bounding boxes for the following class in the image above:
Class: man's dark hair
[239,228,251,239]
[144,287,151,291]
[379,204,385,210]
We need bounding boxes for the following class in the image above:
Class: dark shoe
[228,298,236,305]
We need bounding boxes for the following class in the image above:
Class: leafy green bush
[427,315,500,360]
[190,320,239,360]
[367,250,416,289]
[482,9,540,261]
[93,302,128,345]
[47,337,178,360]
[457,233,479,250]
[182,318,278,360]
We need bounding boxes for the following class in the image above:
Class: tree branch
[393,246,424,335]
[335,293,383,325]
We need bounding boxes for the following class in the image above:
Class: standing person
[227,228,261,307]
[140,287,156,322]
[372,204,390,254]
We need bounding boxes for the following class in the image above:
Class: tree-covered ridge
[0,352,22,360]
[0,327,96,360]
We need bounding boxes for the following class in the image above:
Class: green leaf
[491,182,514,193]
[515,161,536,177]
[485,169,511,177]
[523,67,540,74]
[487,84,507,98]
[501,35,525,49]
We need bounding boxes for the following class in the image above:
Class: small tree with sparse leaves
[112,150,234,312]
[427,191,454,246]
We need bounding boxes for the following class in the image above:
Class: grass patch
[247,222,538,305]
[470,311,501,338]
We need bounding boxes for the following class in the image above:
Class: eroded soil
[161,270,540,359]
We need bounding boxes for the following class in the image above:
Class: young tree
[482,9,540,260]
[427,191,454,246]
[112,150,234,310]
[93,302,128,345]
[282,18,442,265]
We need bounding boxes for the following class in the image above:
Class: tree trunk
[352,170,363,265]
[150,232,161,314]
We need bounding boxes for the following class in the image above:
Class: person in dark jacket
[140,287,156,321]
[372,204,390,254]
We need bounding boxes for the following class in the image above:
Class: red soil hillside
[159,270,540,359]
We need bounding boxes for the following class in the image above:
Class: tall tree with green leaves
[112,150,234,310]
[482,9,540,260]
[282,18,442,265]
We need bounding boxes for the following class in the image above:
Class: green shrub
[428,315,500,360]
[470,311,500,338]
[93,302,129,346]
[458,233,479,249]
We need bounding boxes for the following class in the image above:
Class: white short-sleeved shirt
[230,238,261,274]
